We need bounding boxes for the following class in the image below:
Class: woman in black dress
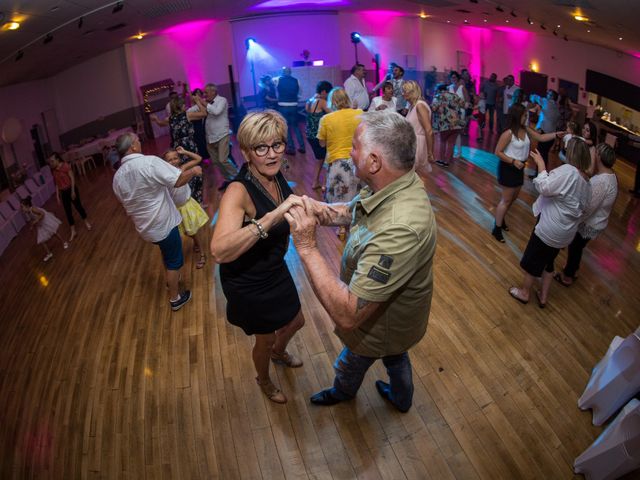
[211,110,305,404]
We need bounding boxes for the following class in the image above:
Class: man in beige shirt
[285,111,437,412]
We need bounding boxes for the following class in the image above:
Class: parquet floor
[1,126,639,479]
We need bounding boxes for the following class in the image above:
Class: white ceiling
[0,0,638,88]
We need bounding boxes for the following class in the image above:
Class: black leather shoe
[310,388,345,406]
[375,380,410,413]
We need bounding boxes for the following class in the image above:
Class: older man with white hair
[204,83,239,189]
[112,132,202,311]
[285,111,437,412]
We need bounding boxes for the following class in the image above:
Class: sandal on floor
[508,287,528,304]
[553,272,573,287]
[535,290,546,309]
[196,253,206,269]
[256,377,287,404]
[271,350,303,368]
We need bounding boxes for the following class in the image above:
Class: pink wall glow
[161,20,217,88]
[459,26,493,93]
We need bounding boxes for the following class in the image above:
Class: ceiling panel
[0,0,638,88]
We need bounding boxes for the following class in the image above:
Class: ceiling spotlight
[112,1,124,13]
[136,33,143,40]
[587,29,591,33]
[78,17,83,29]
[564,35,569,41]
[43,33,53,44]
[245,37,256,50]
[15,50,24,61]
[483,19,487,22]
[527,17,534,25]
[510,10,517,17]
[505,19,509,23]
[540,24,547,30]
[573,15,589,22]
[557,24,561,28]
[496,5,504,12]
[446,20,451,23]
[464,19,469,23]
[350,31,361,44]
[553,29,558,36]
[419,12,428,19]
[619,37,623,40]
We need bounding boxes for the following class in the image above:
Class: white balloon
[1,117,23,143]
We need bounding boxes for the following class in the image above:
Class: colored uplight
[245,37,256,50]
[252,0,346,7]
[351,32,361,44]
[530,61,539,72]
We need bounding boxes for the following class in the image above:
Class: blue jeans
[331,347,414,411]
[279,105,304,151]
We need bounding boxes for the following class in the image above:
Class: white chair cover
[25,178,48,206]
[579,332,640,426]
[574,398,640,480]
[0,201,25,233]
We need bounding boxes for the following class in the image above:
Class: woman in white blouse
[555,143,618,285]
[509,138,591,307]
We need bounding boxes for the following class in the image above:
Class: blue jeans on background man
[328,347,414,411]
[279,105,305,153]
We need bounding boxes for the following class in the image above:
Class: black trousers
[60,187,87,226]
[563,232,590,278]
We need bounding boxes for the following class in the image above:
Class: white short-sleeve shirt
[113,153,182,243]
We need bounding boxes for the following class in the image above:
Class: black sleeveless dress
[219,164,301,335]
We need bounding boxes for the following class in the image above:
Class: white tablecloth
[62,128,132,162]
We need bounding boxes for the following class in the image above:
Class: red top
[53,162,72,190]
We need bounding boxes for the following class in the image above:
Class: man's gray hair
[205,83,217,90]
[359,110,416,171]
[116,132,136,158]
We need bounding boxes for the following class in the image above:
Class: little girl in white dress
[20,196,68,262]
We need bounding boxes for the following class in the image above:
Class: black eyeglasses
[252,141,286,157]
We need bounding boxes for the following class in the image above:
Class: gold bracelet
[250,219,268,239]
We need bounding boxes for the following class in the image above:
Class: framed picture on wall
[559,78,579,103]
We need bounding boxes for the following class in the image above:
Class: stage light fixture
[495,5,504,12]
[15,50,23,61]
[510,10,517,17]
[540,24,547,30]
[564,35,569,41]
[527,17,533,25]
[43,33,53,44]
[245,37,256,50]
[112,1,124,13]
[78,17,83,29]
[350,32,361,44]
[553,29,558,36]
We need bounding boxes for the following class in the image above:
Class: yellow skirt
[177,198,209,236]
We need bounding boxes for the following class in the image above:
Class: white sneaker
[63,242,69,249]
[44,252,53,262]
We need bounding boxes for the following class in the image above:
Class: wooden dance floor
[1,130,639,479]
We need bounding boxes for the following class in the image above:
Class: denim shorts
[154,226,184,270]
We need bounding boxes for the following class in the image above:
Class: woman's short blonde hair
[402,80,423,105]
[328,87,351,110]
[566,137,592,173]
[237,110,287,154]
